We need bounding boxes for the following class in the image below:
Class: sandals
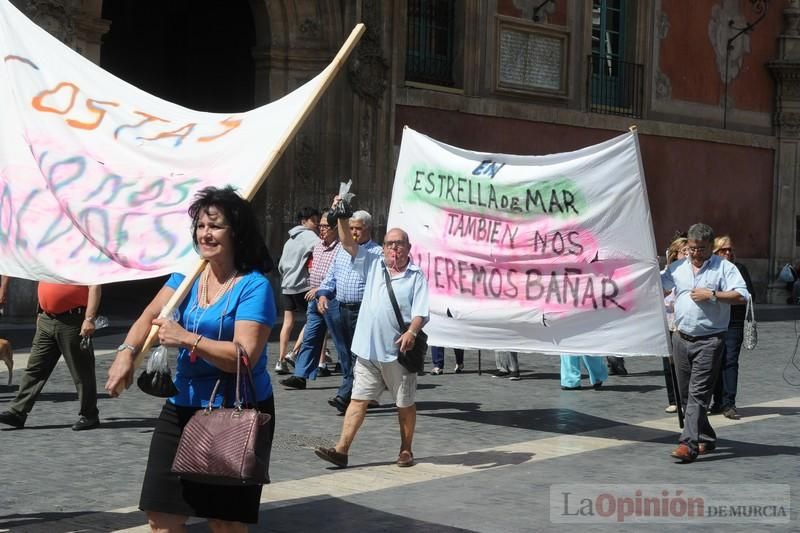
[396,450,415,467]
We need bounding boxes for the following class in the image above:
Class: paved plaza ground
[1,316,800,532]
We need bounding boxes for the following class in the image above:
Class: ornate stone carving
[294,133,315,186]
[512,0,556,23]
[655,69,672,99]
[359,106,372,161]
[708,0,751,83]
[299,17,320,38]
[347,0,388,103]
[656,10,670,40]
[776,111,800,138]
[781,80,800,98]
[784,0,800,36]
[11,0,79,49]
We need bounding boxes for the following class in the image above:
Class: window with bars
[588,0,642,117]
[406,0,457,87]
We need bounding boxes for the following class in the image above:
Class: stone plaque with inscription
[498,26,565,93]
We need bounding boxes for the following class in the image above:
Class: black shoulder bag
[382,262,427,373]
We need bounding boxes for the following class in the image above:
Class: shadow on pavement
[692,439,800,461]
[423,407,682,447]
[416,400,481,412]
[1,417,156,431]
[237,497,476,533]
[594,384,663,393]
[0,509,147,532]
[422,450,533,469]
[424,407,624,434]
[734,406,800,417]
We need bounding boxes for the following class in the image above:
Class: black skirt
[139,396,275,524]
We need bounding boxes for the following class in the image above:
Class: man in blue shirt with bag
[661,223,749,463]
[315,196,429,469]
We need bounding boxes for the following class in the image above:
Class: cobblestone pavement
[1,318,799,532]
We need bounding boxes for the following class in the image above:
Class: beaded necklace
[188,267,238,363]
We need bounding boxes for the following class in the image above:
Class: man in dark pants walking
[316,210,381,413]
[660,223,748,462]
[0,282,102,430]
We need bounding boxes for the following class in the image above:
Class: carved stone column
[767,2,800,303]
[10,0,79,48]
[347,0,391,234]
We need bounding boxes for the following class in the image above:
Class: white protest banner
[387,127,670,357]
[0,0,335,284]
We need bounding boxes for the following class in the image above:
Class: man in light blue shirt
[315,197,429,469]
[660,223,748,463]
[315,210,382,412]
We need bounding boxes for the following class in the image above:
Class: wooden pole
[114,23,366,395]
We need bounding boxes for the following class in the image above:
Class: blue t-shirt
[165,270,276,408]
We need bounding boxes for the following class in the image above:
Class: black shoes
[607,356,628,375]
[72,416,99,431]
[317,366,332,377]
[0,411,98,430]
[561,385,581,390]
[722,406,739,419]
[592,381,603,390]
[0,410,25,428]
[508,370,521,381]
[327,395,349,414]
[492,370,509,378]
[280,376,307,390]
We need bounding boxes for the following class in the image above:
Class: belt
[339,302,361,310]
[677,331,723,342]
[42,306,86,319]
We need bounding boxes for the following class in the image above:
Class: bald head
[383,227,412,270]
[385,228,409,245]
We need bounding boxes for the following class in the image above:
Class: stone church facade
[6,0,800,313]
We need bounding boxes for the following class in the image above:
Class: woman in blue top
[106,186,277,531]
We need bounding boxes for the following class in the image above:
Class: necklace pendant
[190,351,197,363]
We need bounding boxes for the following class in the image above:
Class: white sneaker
[285,351,297,368]
[665,404,677,413]
[453,364,464,374]
[430,367,443,375]
[274,360,290,375]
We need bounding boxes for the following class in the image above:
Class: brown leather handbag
[171,343,272,485]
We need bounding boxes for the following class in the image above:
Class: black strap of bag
[382,261,407,333]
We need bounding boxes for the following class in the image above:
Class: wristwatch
[116,343,138,355]
[710,290,717,302]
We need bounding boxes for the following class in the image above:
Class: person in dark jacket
[710,235,754,420]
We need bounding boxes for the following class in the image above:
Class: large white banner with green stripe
[388,127,670,356]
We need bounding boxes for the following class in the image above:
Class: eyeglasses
[688,246,706,253]
[384,240,408,249]
[717,247,733,254]
[318,224,331,229]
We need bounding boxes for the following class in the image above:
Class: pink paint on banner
[436,209,599,264]
[412,245,639,315]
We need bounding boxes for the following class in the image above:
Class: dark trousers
[10,313,98,419]
[712,326,744,409]
[673,332,724,451]
[293,299,328,380]
[324,300,360,401]
[431,346,464,368]
[662,357,677,405]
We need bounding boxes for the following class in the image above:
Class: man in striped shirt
[280,210,340,389]
[315,210,382,412]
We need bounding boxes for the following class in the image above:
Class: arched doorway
[98,0,264,315]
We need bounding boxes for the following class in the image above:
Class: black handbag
[382,262,427,373]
